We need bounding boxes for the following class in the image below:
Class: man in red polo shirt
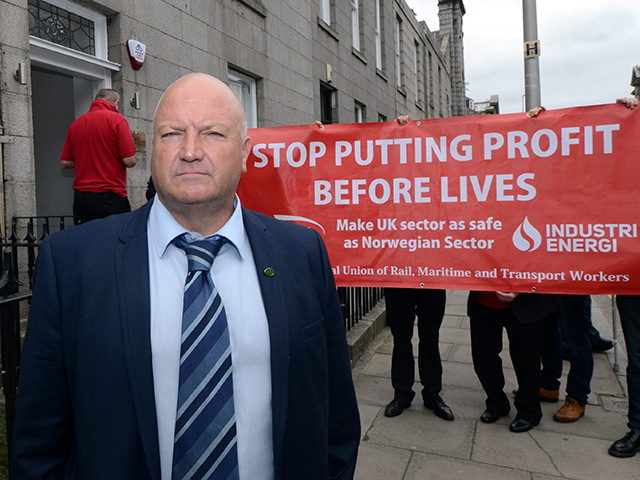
[61,88,137,224]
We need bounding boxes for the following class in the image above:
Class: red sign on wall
[237,104,640,294]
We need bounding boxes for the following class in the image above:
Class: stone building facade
[632,66,640,100]
[0,0,466,226]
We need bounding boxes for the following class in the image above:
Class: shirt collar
[148,195,248,260]
[90,99,118,113]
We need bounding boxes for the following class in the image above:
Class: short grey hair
[95,88,119,104]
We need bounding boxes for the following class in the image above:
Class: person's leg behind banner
[384,288,418,417]
[554,295,593,423]
[609,295,640,457]
[416,289,453,421]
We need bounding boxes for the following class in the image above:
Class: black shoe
[424,398,455,421]
[592,337,614,353]
[384,399,410,418]
[509,418,535,433]
[480,408,509,424]
[608,430,640,458]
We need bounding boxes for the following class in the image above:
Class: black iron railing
[339,286,384,332]
[0,215,75,463]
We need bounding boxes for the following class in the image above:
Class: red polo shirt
[61,99,136,197]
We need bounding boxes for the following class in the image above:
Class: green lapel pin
[264,267,275,277]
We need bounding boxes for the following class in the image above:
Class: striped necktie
[171,234,239,480]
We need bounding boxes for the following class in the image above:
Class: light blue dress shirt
[147,196,274,480]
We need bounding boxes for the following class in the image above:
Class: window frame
[354,101,365,123]
[374,0,383,70]
[394,15,403,87]
[319,0,331,25]
[228,69,258,129]
[351,0,360,51]
[413,40,420,103]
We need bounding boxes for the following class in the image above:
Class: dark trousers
[616,295,640,431]
[385,288,446,405]
[470,304,544,424]
[73,190,131,225]
[540,313,563,391]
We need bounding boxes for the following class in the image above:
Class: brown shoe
[540,387,560,403]
[553,396,585,422]
[511,387,560,403]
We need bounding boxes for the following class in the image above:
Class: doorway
[31,67,96,218]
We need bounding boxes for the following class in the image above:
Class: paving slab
[354,374,394,407]
[442,313,465,328]
[444,303,468,317]
[358,402,382,440]
[532,474,577,480]
[354,443,411,480]
[373,331,395,355]
[593,353,617,379]
[365,409,474,460]
[536,402,629,441]
[600,393,629,415]
[471,423,563,476]
[589,372,626,396]
[439,325,473,345]
[532,429,640,480]
[445,342,473,364]
[360,352,393,378]
[404,451,531,480]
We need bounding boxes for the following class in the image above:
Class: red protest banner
[237,104,640,294]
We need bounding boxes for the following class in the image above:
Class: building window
[351,0,360,51]
[319,0,331,25]
[320,83,336,125]
[28,0,94,55]
[378,113,387,122]
[228,70,258,129]
[394,16,403,87]
[413,40,421,103]
[375,0,383,70]
[354,101,365,123]
[428,51,434,109]
[438,65,443,117]
[28,0,109,59]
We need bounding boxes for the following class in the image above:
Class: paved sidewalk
[351,291,638,480]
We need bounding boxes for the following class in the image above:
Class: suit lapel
[242,208,290,475]
[115,201,161,480]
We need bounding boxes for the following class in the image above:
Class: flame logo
[512,216,542,252]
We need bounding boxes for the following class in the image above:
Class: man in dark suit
[12,73,360,479]
[468,291,561,433]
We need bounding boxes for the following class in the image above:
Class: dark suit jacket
[11,200,360,479]
[467,291,562,324]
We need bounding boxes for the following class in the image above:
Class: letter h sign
[524,40,540,58]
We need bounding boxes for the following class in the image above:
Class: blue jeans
[559,295,593,405]
[616,295,640,431]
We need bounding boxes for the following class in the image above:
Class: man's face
[151,75,251,218]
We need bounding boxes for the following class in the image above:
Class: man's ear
[241,136,252,173]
